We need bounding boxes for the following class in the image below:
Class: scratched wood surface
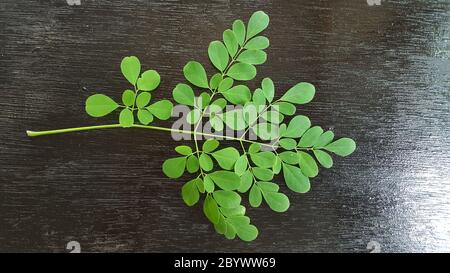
[0,0,449,253]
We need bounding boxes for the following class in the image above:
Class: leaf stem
[26,124,122,137]
[131,84,139,112]
[239,103,273,140]
[239,139,259,187]
[26,124,274,149]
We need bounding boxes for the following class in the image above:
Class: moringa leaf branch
[26,11,356,242]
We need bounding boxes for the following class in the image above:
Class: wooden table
[1,0,449,252]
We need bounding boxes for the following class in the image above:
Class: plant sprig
[26,11,356,242]
[85,56,173,126]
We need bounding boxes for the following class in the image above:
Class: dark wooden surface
[1,0,449,253]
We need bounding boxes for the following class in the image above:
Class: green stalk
[26,124,122,137]
[26,124,274,149]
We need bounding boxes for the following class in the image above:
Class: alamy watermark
[66,241,81,253]
[366,240,381,253]
[170,99,282,150]
[66,0,81,6]
[367,0,382,6]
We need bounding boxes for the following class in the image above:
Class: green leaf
[183,61,208,88]
[208,41,229,72]
[210,116,224,132]
[246,11,269,39]
[211,98,227,109]
[298,126,323,147]
[137,70,160,91]
[211,147,240,170]
[196,92,210,109]
[213,190,241,208]
[257,182,279,192]
[261,78,274,102]
[186,155,200,173]
[324,138,356,156]
[196,178,205,193]
[209,73,223,90]
[220,205,246,217]
[235,224,258,242]
[199,153,214,171]
[221,85,252,105]
[280,82,315,104]
[282,163,310,193]
[119,108,134,127]
[218,77,234,92]
[209,170,241,191]
[162,157,186,178]
[243,103,259,125]
[232,20,246,46]
[248,143,261,154]
[197,177,207,193]
[203,195,220,224]
[298,151,319,178]
[278,138,297,150]
[238,170,253,193]
[228,215,250,226]
[284,115,311,138]
[223,220,237,238]
[237,50,267,65]
[147,100,173,120]
[227,216,258,241]
[250,151,276,168]
[261,111,284,124]
[137,109,153,125]
[252,123,279,140]
[204,176,215,193]
[234,155,248,176]
[244,36,269,50]
[223,29,238,57]
[222,109,247,130]
[252,167,273,181]
[278,151,298,165]
[121,90,135,107]
[279,124,287,136]
[273,102,296,116]
[214,215,227,235]
[202,139,219,153]
[252,88,266,107]
[313,150,333,168]
[120,56,141,85]
[227,63,256,81]
[224,222,237,239]
[209,104,223,115]
[263,192,290,212]
[187,109,201,124]
[273,156,282,174]
[136,92,151,108]
[314,131,335,148]
[181,179,200,206]
[175,145,192,155]
[173,83,195,106]
[249,184,262,207]
[85,94,119,117]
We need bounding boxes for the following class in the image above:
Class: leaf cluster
[85,56,173,126]
[162,11,356,241]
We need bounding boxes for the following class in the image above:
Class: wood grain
[0,0,449,252]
